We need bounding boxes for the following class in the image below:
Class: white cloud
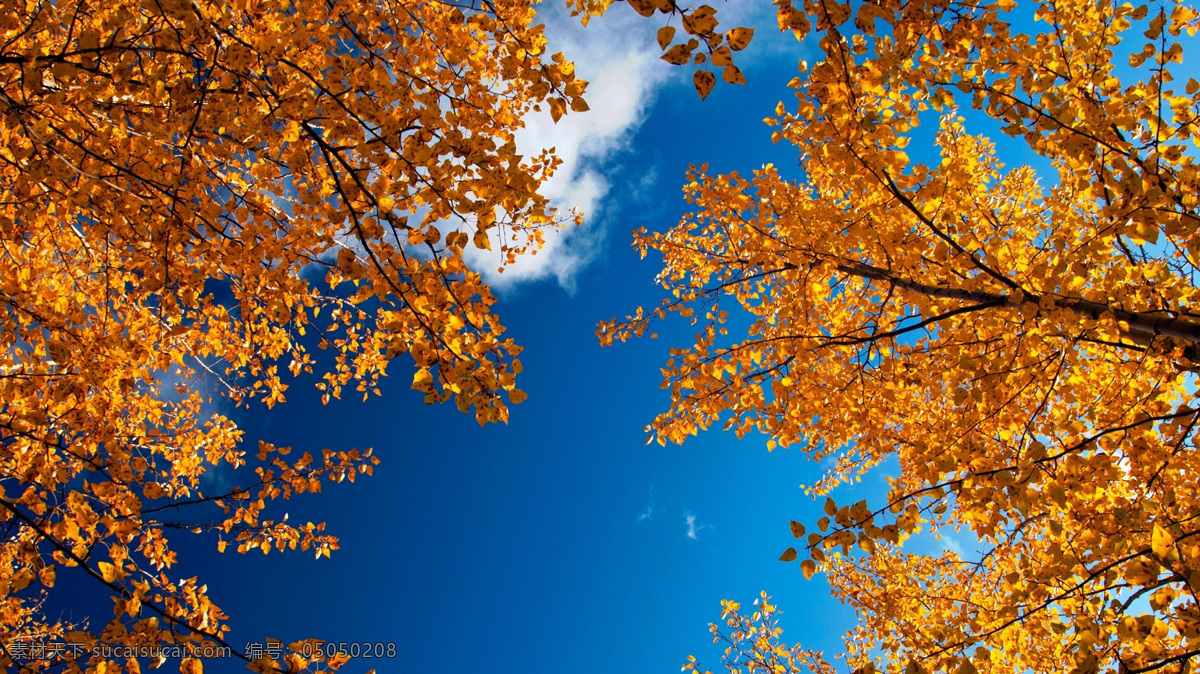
[684,510,713,540]
[636,486,662,523]
[637,505,656,523]
[463,3,674,291]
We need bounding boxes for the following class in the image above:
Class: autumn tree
[0,0,588,669]
[594,0,1200,671]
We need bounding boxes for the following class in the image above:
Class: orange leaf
[726,26,754,50]
[694,70,716,99]
[657,25,676,49]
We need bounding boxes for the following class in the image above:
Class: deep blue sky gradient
[192,42,866,672]
[205,30,865,672]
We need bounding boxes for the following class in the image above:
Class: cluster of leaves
[599,0,1200,671]
[657,17,754,100]
[682,593,835,674]
[0,0,588,669]
[567,0,754,98]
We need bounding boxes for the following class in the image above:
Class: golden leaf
[629,0,656,17]
[682,5,719,34]
[726,27,754,50]
[694,70,716,99]
[721,65,746,85]
[1152,524,1175,558]
[657,25,676,50]
[98,562,125,583]
[800,560,816,579]
[662,44,693,65]
[10,569,35,592]
[473,229,493,251]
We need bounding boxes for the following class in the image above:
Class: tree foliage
[682,594,835,674]
[0,0,586,668]
[598,0,1200,671]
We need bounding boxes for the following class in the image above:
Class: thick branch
[834,260,1200,346]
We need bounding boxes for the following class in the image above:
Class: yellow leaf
[509,389,528,404]
[1132,220,1159,245]
[473,228,493,251]
[1152,524,1175,558]
[98,561,125,583]
[789,520,805,538]
[629,0,656,17]
[726,26,754,50]
[721,65,746,85]
[47,340,71,365]
[1049,483,1067,505]
[657,25,676,50]
[548,97,567,123]
[779,547,798,562]
[662,44,692,65]
[681,5,718,34]
[694,70,716,99]
[10,569,35,592]
[800,559,816,579]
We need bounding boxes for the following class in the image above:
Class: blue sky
[46,4,908,672]
[210,6,871,671]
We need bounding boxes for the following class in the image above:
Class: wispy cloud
[684,511,713,540]
[941,534,965,558]
[636,486,662,523]
[463,4,674,291]
[637,505,656,523]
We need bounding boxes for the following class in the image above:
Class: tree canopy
[0,0,586,669]
[597,0,1200,671]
